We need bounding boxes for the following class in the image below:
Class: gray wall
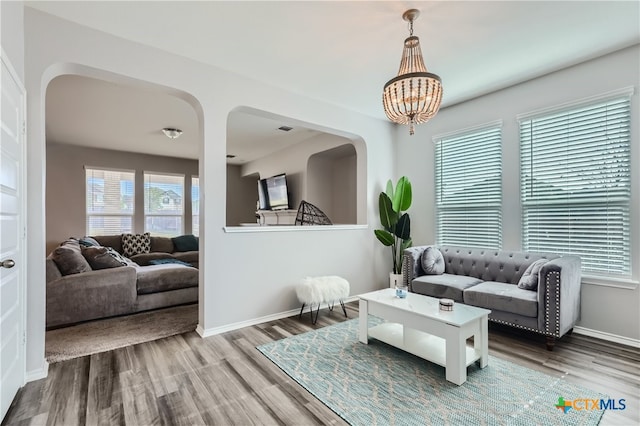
[46,143,199,253]
[396,45,640,341]
[226,165,259,226]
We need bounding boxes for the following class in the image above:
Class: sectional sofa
[403,245,582,350]
[46,234,199,328]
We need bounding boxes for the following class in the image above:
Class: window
[144,172,185,237]
[192,176,199,237]
[435,124,502,248]
[86,167,135,235]
[519,93,631,276]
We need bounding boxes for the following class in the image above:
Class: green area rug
[257,319,606,425]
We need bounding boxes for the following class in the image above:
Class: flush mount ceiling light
[162,127,183,139]
[382,9,443,135]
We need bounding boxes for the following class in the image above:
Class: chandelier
[382,9,442,135]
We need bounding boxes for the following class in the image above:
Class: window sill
[223,224,368,233]
[581,275,639,290]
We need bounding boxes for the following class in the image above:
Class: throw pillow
[121,232,151,257]
[171,234,199,252]
[51,239,92,275]
[78,236,100,247]
[420,246,445,275]
[81,246,124,270]
[105,247,138,267]
[148,258,193,267]
[517,258,548,290]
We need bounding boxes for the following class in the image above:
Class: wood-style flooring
[3,302,639,425]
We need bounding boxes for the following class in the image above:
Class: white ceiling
[32,1,640,161]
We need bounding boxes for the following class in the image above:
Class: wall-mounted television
[258,173,290,210]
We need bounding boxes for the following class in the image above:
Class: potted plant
[374,176,412,289]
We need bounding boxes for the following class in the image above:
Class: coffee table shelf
[368,322,482,369]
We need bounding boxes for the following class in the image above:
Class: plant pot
[389,272,403,289]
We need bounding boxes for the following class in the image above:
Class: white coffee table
[358,288,491,385]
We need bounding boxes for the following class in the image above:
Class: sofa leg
[566,328,574,336]
[546,336,556,351]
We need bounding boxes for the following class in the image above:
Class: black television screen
[265,174,289,210]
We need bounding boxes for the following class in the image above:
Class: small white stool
[296,276,350,324]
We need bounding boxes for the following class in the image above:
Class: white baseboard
[573,326,640,348]
[197,296,359,338]
[25,360,49,383]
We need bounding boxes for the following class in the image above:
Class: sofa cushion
[51,239,92,276]
[172,234,199,252]
[463,281,538,318]
[130,252,175,266]
[135,264,198,295]
[81,246,126,270]
[150,236,174,253]
[517,259,548,290]
[173,251,198,264]
[93,235,125,254]
[122,233,151,257]
[412,274,482,302]
[149,258,192,267]
[420,246,444,275]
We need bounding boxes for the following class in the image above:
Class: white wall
[24,8,395,375]
[396,45,640,342]
[1,0,24,79]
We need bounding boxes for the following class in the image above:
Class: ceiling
[32,1,640,161]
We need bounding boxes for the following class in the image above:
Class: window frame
[143,171,186,237]
[85,166,135,236]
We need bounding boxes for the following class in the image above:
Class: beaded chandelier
[382,9,443,135]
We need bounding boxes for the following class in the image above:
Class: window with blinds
[144,172,185,237]
[519,94,631,276]
[86,168,135,235]
[435,124,502,249]
[191,176,200,237]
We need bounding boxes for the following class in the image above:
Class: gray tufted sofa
[402,245,582,350]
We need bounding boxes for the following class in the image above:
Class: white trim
[581,276,639,290]
[223,224,368,233]
[196,296,359,338]
[573,326,640,349]
[83,165,136,174]
[432,119,503,143]
[516,86,635,122]
[25,360,49,382]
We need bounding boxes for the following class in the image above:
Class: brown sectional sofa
[46,234,199,328]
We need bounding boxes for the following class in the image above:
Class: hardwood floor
[3,302,639,425]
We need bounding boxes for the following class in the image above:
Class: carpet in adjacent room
[46,303,198,363]
[257,318,607,426]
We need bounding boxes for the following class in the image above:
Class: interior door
[0,50,26,421]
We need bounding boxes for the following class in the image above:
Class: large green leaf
[392,176,412,213]
[400,237,413,252]
[385,179,394,200]
[378,192,397,229]
[394,213,411,240]
[374,229,394,246]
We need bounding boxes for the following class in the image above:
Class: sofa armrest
[46,266,137,328]
[536,256,582,337]
[402,246,429,290]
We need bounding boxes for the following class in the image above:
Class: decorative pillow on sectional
[78,236,101,247]
[81,246,125,270]
[51,239,92,275]
[171,234,199,252]
[105,247,138,267]
[121,232,151,257]
[148,258,193,267]
[420,246,445,275]
[517,258,548,290]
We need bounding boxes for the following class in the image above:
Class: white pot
[389,272,403,289]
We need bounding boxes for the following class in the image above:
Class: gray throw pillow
[78,236,100,247]
[51,239,92,275]
[420,246,445,275]
[517,259,548,290]
[81,246,125,270]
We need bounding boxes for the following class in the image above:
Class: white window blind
[144,172,185,237]
[520,95,631,276]
[435,125,502,249]
[86,168,135,235]
[191,176,200,237]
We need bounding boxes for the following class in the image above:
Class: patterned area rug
[46,303,198,363]
[257,319,606,426]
